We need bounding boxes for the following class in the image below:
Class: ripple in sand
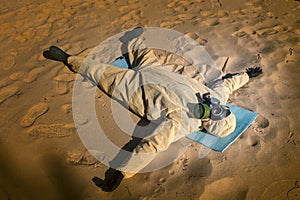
[20,102,49,128]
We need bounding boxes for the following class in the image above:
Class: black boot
[92,168,124,192]
[43,46,77,73]
[43,46,70,62]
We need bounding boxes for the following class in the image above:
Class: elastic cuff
[121,171,136,179]
[66,56,84,73]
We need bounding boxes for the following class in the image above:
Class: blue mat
[186,104,258,152]
[111,57,130,69]
[111,57,258,152]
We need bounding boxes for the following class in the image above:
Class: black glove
[222,73,239,80]
[246,67,262,78]
[92,168,124,192]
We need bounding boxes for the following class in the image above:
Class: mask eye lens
[212,107,222,115]
[210,98,220,105]
[210,104,231,120]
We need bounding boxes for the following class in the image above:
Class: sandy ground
[0,0,300,199]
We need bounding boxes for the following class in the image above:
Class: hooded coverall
[67,38,249,176]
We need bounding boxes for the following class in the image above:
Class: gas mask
[194,92,231,121]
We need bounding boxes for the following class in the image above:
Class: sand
[0,0,299,199]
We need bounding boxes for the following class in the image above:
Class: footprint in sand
[20,102,49,128]
[53,73,75,82]
[0,85,21,104]
[203,18,220,26]
[153,186,165,197]
[233,27,256,38]
[160,20,184,28]
[2,53,16,70]
[200,177,248,199]
[28,123,75,137]
[112,9,143,29]
[118,4,140,13]
[48,65,63,79]
[185,32,208,46]
[53,73,74,95]
[9,71,26,81]
[255,115,270,128]
[256,25,289,36]
[23,67,45,83]
[253,115,270,136]
[0,77,14,88]
[55,82,70,95]
[210,0,222,8]
[177,13,195,20]
[180,157,189,171]
[61,103,72,114]
[150,178,167,197]
[247,135,260,147]
[262,180,300,200]
[65,150,99,165]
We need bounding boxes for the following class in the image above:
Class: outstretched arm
[221,67,262,92]
[211,67,262,104]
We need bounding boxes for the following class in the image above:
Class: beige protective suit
[67,38,249,176]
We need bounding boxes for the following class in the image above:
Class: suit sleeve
[222,72,250,92]
[210,72,249,104]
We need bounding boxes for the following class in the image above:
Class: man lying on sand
[43,29,262,192]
